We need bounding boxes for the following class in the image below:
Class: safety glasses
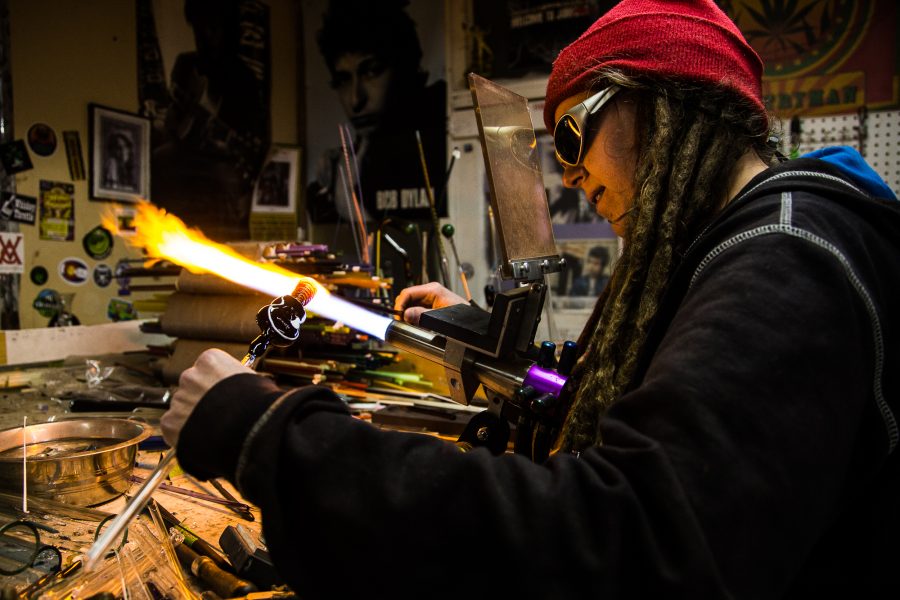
[553,85,621,167]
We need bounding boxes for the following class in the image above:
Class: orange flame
[104,203,394,340]
[103,202,325,299]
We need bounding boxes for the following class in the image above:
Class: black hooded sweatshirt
[178,158,900,599]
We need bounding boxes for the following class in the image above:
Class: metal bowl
[0,418,150,507]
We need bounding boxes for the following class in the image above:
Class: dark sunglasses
[553,85,621,167]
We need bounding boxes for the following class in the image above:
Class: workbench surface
[0,355,266,599]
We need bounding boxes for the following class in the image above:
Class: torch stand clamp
[418,283,544,360]
[414,282,572,462]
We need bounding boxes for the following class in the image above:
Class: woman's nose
[561,164,585,188]
[350,78,368,113]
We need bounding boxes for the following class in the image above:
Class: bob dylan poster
[303,0,447,234]
[137,0,271,241]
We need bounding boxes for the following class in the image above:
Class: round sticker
[30,266,49,286]
[27,123,57,157]
[83,225,114,260]
[58,257,89,286]
[93,263,113,288]
[33,289,61,317]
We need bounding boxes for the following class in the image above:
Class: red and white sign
[0,232,24,274]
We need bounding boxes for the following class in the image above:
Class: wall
[8,0,299,328]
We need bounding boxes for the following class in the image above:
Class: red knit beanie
[543,0,766,131]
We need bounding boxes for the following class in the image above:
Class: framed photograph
[251,145,301,214]
[89,104,151,202]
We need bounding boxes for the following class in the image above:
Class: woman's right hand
[394,282,467,325]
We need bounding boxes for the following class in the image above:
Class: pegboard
[774,108,900,198]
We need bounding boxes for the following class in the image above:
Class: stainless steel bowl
[0,418,150,507]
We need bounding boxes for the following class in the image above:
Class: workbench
[0,353,270,600]
[0,341,474,599]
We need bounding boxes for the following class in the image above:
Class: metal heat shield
[469,73,562,282]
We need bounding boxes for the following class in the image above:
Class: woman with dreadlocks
[161,0,900,598]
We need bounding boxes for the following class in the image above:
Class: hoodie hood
[803,146,897,201]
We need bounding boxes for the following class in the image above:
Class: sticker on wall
[93,263,113,287]
[58,257,89,286]
[112,205,137,236]
[0,192,38,225]
[83,225,114,260]
[39,180,75,241]
[33,289,61,318]
[27,123,58,157]
[29,266,49,286]
[0,232,25,274]
[0,140,33,174]
[63,130,86,180]
[107,298,137,322]
[115,259,131,296]
[33,289,80,326]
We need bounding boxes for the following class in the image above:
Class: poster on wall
[467,1,613,83]
[0,192,37,225]
[136,0,271,241]
[39,180,75,242]
[724,0,899,116]
[0,232,24,275]
[303,0,447,226]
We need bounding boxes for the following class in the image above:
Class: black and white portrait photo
[251,145,299,213]
[89,104,151,203]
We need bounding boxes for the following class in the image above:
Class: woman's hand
[394,282,467,325]
[160,348,253,448]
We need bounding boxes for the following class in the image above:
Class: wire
[338,124,370,263]
[414,130,451,287]
[336,166,363,262]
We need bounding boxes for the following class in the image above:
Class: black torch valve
[243,281,317,368]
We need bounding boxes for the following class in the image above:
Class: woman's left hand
[161,348,253,448]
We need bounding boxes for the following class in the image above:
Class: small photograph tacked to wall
[554,238,617,296]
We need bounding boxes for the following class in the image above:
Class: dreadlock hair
[557,70,775,452]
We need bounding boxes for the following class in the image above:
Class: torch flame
[105,203,393,340]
